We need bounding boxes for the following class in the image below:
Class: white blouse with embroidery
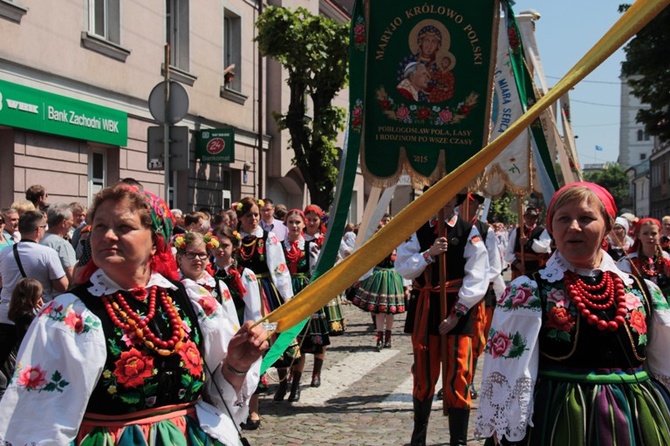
[473,250,670,442]
[0,269,260,445]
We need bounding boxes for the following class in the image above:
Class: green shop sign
[0,79,127,146]
[196,128,235,163]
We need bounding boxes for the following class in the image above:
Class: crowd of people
[2,181,670,445]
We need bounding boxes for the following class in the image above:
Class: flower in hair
[258,199,265,207]
[173,234,187,250]
[232,231,242,241]
[235,202,243,211]
[204,233,220,250]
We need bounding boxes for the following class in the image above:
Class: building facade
[618,75,655,170]
[0,0,365,221]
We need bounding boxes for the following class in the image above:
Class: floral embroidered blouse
[0,269,261,446]
[213,263,263,326]
[238,225,293,302]
[474,251,670,442]
[180,269,240,330]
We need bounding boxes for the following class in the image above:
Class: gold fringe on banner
[259,0,670,333]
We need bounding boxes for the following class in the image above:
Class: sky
[512,0,628,165]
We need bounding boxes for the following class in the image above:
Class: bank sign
[0,79,128,146]
[196,128,235,163]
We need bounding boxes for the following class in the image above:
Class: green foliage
[620,5,670,144]
[583,164,630,211]
[255,6,349,208]
[488,192,518,224]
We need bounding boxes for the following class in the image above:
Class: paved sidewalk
[243,301,487,446]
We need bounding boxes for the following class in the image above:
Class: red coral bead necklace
[565,270,627,332]
[103,286,186,356]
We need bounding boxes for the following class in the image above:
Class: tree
[584,164,630,211]
[255,7,349,209]
[619,4,670,144]
[488,192,518,225]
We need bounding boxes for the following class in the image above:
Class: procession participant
[504,205,552,279]
[661,215,670,254]
[304,204,327,247]
[212,225,263,327]
[458,193,506,400]
[0,184,268,444]
[474,182,670,445]
[396,192,489,446]
[351,223,407,351]
[618,217,670,296]
[606,216,633,261]
[235,196,293,430]
[274,209,328,402]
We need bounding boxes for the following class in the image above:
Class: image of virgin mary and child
[396,22,456,103]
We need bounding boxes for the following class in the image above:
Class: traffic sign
[148,80,189,124]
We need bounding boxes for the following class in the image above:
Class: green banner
[360,0,499,186]
[0,79,127,146]
[260,0,367,374]
[195,128,235,163]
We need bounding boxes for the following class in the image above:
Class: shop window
[88,150,106,204]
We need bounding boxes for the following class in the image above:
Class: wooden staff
[437,207,448,415]
[518,198,525,276]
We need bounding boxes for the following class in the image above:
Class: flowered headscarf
[137,188,175,248]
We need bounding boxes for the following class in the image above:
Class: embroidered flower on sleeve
[486,329,527,359]
[198,294,218,317]
[15,364,69,393]
[63,311,84,333]
[45,303,101,334]
[221,287,232,302]
[498,282,539,310]
[113,348,155,388]
[276,263,288,274]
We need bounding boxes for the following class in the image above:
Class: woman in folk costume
[606,216,634,262]
[0,184,268,444]
[211,225,263,328]
[175,231,239,329]
[475,182,670,445]
[618,217,670,296]
[351,222,407,351]
[303,204,347,337]
[234,197,294,430]
[273,209,330,402]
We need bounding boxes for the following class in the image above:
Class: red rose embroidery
[416,108,431,120]
[489,332,512,358]
[114,348,155,388]
[629,309,647,334]
[546,306,575,332]
[199,295,218,316]
[18,366,47,390]
[396,106,410,120]
[179,340,203,377]
[63,311,84,333]
[511,285,533,307]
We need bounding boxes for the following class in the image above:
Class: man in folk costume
[396,193,489,446]
[457,193,506,400]
[504,205,552,279]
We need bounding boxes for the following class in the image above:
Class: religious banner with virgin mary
[352,0,499,187]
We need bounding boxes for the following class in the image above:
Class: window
[223,9,241,92]
[88,150,106,204]
[0,0,28,23]
[166,0,190,72]
[644,131,650,141]
[640,153,647,160]
[89,0,120,44]
[637,129,644,141]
